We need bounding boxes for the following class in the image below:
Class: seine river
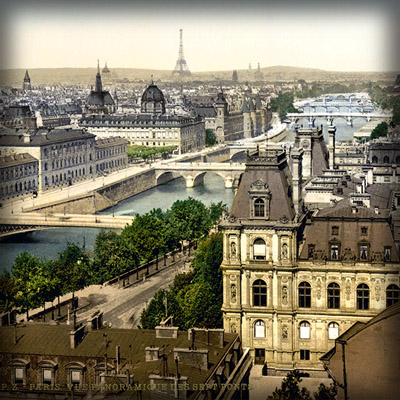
[0,174,236,271]
[0,96,373,272]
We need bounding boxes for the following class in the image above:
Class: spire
[95,60,102,93]
[24,70,30,81]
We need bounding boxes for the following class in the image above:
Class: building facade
[219,147,400,375]
[95,137,129,175]
[0,128,96,192]
[0,153,39,200]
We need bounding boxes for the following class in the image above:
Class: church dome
[141,82,166,114]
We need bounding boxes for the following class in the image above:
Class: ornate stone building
[80,82,205,154]
[86,61,115,115]
[219,147,400,375]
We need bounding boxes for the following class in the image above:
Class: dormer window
[359,244,369,261]
[254,198,265,217]
[331,226,339,235]
[249,180,271,219]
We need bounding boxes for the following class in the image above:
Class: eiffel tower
[173,29,191,76]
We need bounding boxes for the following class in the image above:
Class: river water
[0,95,375,272]
[0,174,235,271]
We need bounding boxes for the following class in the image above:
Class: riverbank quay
[12,244,194,329]
[0,144,231,216]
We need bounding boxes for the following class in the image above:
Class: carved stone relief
[282,285,288,305]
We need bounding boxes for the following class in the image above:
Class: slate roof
[230,149,295,222]
[95,137,129,148]
[0,324,238,395]
[299,202,399,261]
[194,106,216,118]
[0,128,95,147]
[0,152,38,168]
[87,90,115,106]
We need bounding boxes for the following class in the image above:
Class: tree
[92,231,139,283]
[11,252,54,319]
[192,232,223,292]
[123,212,167,264]
[0,271,17,313]
[314,383,337,400]
[53,242,90,296]
[179,282,222,330]
[267,370,311,400]
[205,129,217,147]
[370,121,388,140]
[168,197,212,243]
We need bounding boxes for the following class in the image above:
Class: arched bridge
[155,162,245,188]
[286,111,391,127]
[0,213,134,238]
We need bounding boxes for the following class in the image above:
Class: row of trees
[127,145,177,162]
[0,198,226,320]
[368,83,400,127]
[140,231,223,330]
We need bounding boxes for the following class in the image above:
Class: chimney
[291,148,304,215]
[374,206,379,214]
[328,125,336,169]
[70,324,85,350]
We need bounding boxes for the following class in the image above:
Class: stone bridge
[155,161,246,188]
[0,212,134,238]
[286,111,391,127]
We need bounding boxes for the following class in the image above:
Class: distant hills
[0,65,396,87]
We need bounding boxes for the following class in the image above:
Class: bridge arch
[230,150,247,162]
[156,171,184,186]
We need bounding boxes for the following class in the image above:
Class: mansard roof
[229,148,295,222]
[299,202,399,261]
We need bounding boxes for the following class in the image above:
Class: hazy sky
[1,0,399,72]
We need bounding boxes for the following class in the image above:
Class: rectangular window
[300,326,310,339]
[42,369,52,385]
[384,247,391,261]
[300,350,310,360]
[331,226,339,235]
[331,245,339,260]
[328,326,339,340]
[71,370,81,385]
[360,245,368,260]
[254,245,266,258]
[384,176,390,182]
[361,227,368,236]
[14,368,24,384]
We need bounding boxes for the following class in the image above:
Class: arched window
[253,238,266,260]
[44,162,48,171]
[298,282,311,308]
[383,156,390,164]
[372,156,378,163]
[253,279,267,306]
[299,321,310,339]
[254,198,265,217]
[328,322,339,340]
[386,284,400,307]
[254,320,266,338]
[327,283,340,309]
[357,284,369,310]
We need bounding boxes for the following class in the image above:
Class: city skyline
[0,0,399,73]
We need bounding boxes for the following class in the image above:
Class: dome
[141,82,166,114]
[141,83,165,103]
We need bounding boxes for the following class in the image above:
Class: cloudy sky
[1,0,399,72]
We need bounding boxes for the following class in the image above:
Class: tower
[23,70,31,91]
[173,29,191,76]
[328,125,336,169]
[95,60,102,93]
